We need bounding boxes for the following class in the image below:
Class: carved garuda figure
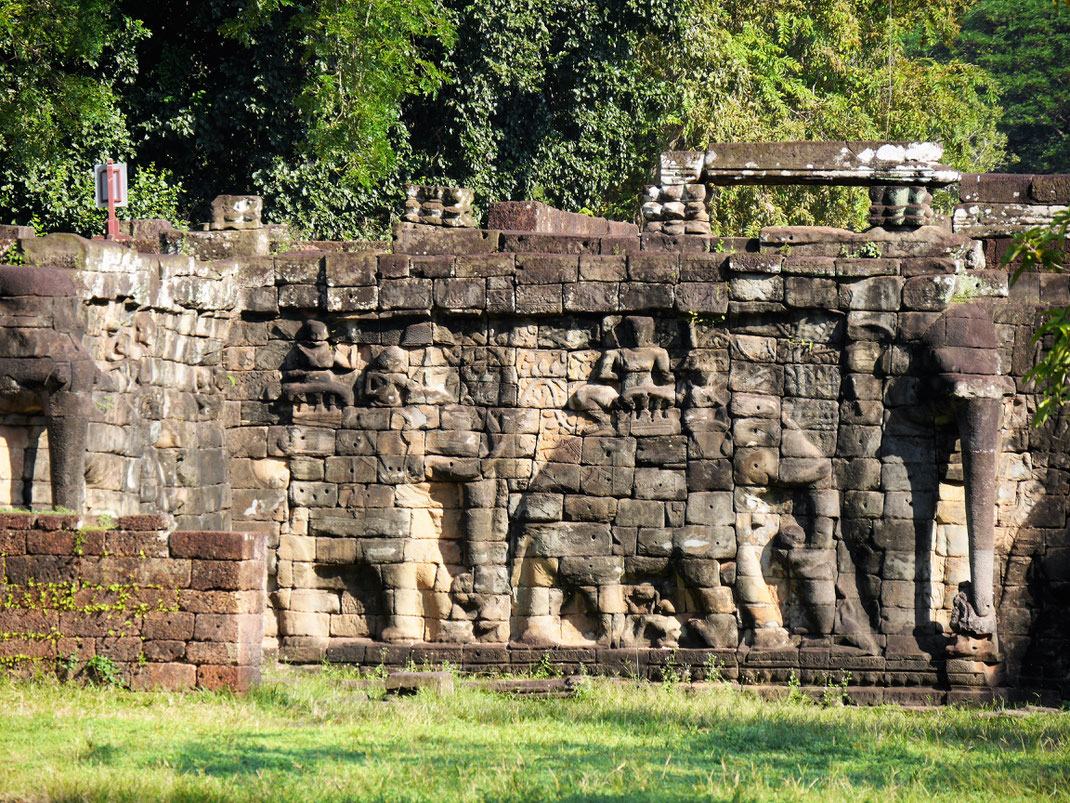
[569,316,675,431]
[364,345,416,407]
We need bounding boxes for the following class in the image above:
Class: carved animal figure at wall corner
[0,265,98,511]
[921,304,1014,663]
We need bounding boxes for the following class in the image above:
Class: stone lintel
[659,142,959,188]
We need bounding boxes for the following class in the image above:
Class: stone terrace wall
[219,219,1070,702]
[5,174,1070,701]
[954,173,1070,271]
[13,236,237,528]
[0,513,264,690]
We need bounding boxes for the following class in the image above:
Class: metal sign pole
[92,159,129,242]
[106,159,119,240]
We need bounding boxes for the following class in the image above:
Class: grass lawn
[0,666,1068,802]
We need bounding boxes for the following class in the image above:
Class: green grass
[0,667,1068,802]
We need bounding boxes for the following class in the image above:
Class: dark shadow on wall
[876,344,950,659]
[20,424,44,509]
[1004,407,1070,695]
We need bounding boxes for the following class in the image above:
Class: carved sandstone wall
[0,165,1067,702]
[215,214,1068,702]
[8,236,238,528]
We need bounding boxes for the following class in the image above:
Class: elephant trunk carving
[46,377,92,511]
[923,304,1013,658]
[0,266,94,512]
[953,396,1000,638]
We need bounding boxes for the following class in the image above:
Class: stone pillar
[641,184,711,235]
[868,185,935,229]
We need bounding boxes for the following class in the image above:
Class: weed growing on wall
[0,545,179,681]
[84,655,122,686]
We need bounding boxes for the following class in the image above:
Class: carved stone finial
[402,185,476,228]
[210,195,263,231]
[868,185,935,230]
[641,184,710,235]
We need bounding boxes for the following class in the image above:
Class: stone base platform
[273,637,1036,704]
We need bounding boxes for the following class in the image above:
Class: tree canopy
[955,0,1070,173]
[0,0,1034,239]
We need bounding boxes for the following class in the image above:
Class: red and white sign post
[93,159,128,240]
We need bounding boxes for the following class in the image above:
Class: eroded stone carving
[403,185,476,228]
[868,185,935,229]
[210,195,263,230]
[364,341,457,408]
[0,266,95,510]
[569,316,676,433]
[282,320,356,410]
[641,184,711,235]
[365,345,415,407]
[624,583,682,648]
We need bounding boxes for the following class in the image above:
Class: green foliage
[0,2,182,236]
[659,649,692,687]
[664,0,1005,234]
[401,0,1007,234]
[821,671,851,708]
[529,652,554,680]
[0,0,132,166]
[956,0,1070,172]
[702,653,725,683]
[786,669,804,703]
[223,0,455,188]
[406,0,681,221]
[0,0,1020,239]
[251,157,401,240]
[5,161,183,239]
[125,0,453,238]
[1006,209,1070,426]
[0,240,23,265]
[83,655,122,686]
[57,653,80,679]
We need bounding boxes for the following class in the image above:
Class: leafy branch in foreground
[1006,208,1070,426]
